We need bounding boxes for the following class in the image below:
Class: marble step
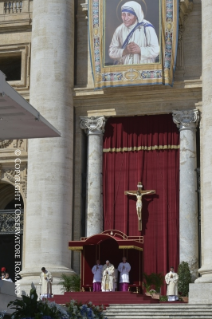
[104,305,212,319]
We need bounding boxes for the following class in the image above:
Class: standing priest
[165,266,179,301]
[92,260,103,292]
[101,260,115,292]
[39,267,53,299]
[118,257,131,291]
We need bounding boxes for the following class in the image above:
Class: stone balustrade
[4,1,22,14]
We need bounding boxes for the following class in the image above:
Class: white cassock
[101,264,115,292]
[39,270,53,299]
[114,268,118,290]
[109,20,160,65]
[92,265,103,283]
[118,262,131,283]
[165,271,179,301]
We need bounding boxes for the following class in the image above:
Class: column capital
[172,109,199,131]
[80,116,107,135]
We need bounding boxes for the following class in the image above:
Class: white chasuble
[39,270,53,298]
[92,265,103,283]
[118,262,131,283]
[165,271,178,296]
[101,263,115,292]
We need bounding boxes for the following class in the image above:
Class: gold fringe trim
[103,145,180,153]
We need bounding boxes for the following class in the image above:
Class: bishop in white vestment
[92,260,103,292]
[101,260,115,292]
[39,267,53,299]
[165,267,179,301]
[109,1,160,65]
[118,257,131,291]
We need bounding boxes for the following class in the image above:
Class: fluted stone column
[19,0,74,295]
[189,1,212,304]
[173,110,199,281]
[80,117,106,237]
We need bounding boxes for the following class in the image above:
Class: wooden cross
[124,182,156,231]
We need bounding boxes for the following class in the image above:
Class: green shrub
[7,284,67,319]
[151,273,164,293]
[143,273,154,292]
[143,272,164,293]
[160,295,168,302]
[178,261,192,297]
[58,273,81,292]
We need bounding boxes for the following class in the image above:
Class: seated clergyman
[165,266,179,301]
[3,272,13,282]
[101,260,115,292]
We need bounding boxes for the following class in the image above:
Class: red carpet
[50,292,159,305]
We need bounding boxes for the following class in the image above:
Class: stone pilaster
[189,0,212,305]
[173,109,199,281]
[80,116,106,237]
[19,0,75,295]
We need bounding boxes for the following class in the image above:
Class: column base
[189,283,212,304]
[17,267,75,297]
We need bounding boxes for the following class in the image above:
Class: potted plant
[143,273,154,295]
[150,273,164,299]
[7,283,69,318]
[178,261,192,302]
[58,273,81,292]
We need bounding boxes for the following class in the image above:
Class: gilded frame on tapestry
[89,0,179,89]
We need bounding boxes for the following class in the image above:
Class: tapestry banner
[89,0,179,89]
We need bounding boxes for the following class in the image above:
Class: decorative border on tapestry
[89,0,179,89]
[103,144,180,153]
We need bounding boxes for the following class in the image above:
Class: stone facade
[0,0,206,299]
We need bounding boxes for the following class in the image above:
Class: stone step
[104,304,212,319]
[105,305,212,309]
[105,316,212,319]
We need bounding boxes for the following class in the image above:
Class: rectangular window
[0,54,22,81]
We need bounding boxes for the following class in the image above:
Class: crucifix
[124,182,156,231]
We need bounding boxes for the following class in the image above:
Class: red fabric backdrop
[103,115,179,293]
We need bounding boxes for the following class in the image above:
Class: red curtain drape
[103,115,179,293]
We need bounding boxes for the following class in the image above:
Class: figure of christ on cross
[124,182,156,231]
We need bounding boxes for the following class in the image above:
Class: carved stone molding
[172,109,199,131]
[0,165,27,198]
[179,0,193,27]
[80,1,88,19]
[80,116,107,135]
[0,140,13,149]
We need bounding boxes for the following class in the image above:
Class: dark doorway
[0,183,24,282]
[0,234,23,282]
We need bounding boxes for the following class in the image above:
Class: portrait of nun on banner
[89,0,179,89]
[108,1,160,65]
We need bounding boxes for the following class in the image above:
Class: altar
[69,229,143,292]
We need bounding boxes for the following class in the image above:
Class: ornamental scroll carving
[0,140,13,149]
[172,110,199,131]
[0,165,27,198]
[80,116,106,135]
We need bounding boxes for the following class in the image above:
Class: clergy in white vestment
[3,272,13,282]
[114,268,118,291]
[109,1,160,65]
[92,260,103,292]
[165,266,179,301]
[39,267,53,299]
[101,260,115,292]
[118,257,131,291]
